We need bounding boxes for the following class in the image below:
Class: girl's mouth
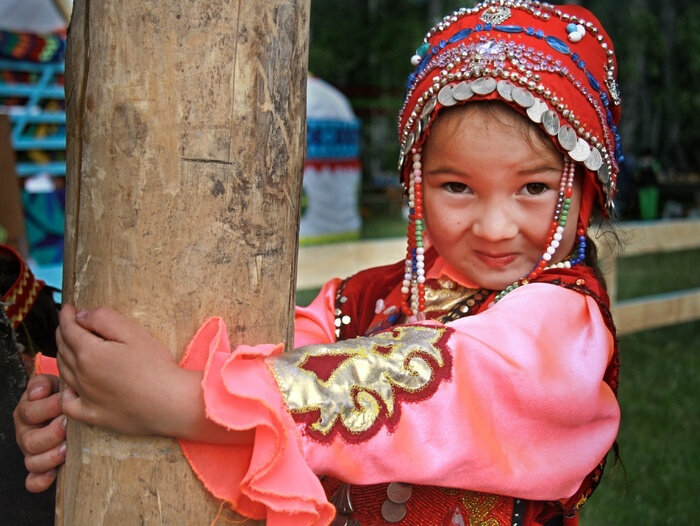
[474,251,517,268]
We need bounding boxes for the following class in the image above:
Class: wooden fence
[596,219,700,335]
[297,219,700,335]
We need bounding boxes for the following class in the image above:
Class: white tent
[0,0,69,32]
[300,76,362,243]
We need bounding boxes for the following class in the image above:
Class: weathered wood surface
[58,1,310,524]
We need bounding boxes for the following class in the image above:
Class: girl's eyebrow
[517,163,563,176]
[422,163,471,176]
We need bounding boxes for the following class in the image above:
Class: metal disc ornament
[584,146,603,171]
[541,110,560,136]
[420,97,438,119]
[569,138,591,162]
[511,86,535,108]
[497,80,514,101]
[387,482,413,504]
[557,125,578,151]
[453,81,474,101]
[438,84,458,107]
[526,99,548,124]
[470,77,497,95]
[415,117,424,140]
[381,500,407,523]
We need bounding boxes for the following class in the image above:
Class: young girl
[15,2,622,525]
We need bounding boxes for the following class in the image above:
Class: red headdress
[397,1,622,316]
[0,244,46,330]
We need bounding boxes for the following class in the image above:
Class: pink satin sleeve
[293,278,341,347]
[301,283,619,501]
[177,317,335,525]
[177,281,619,520]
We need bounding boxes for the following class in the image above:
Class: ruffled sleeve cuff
[177,318,334,526]
[34,353,59,376]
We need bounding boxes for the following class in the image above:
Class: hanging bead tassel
[402,148,426,317]
[497,157,581,303]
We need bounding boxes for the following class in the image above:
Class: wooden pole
[57,1,310,524]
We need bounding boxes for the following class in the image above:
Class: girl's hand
[56,305,192,437]
[13,374,67,492]
[56,305,252,445]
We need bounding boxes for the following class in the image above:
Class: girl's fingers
[59,386,102,428]
[15,390,62,429]
[25,469,58,493]
[55,349,78,391]
[25,374,60,402]
[58,305,104,356]
[24,441,66,477]
[67,305,148,344]
[18,413,67,456]
[59,386,83,419]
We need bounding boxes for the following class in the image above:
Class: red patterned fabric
[0,244,46,330]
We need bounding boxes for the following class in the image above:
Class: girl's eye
[443,182,470,194]
[523,182,549,195]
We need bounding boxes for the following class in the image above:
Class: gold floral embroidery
[266,325,452,441]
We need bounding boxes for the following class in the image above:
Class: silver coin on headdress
[584,146,603,171]
[452,81,474,101]
[420,114,431,134]
[420,97,438,119]
[470,77,497,95]
[569,138,592,162]
[557,125,578,151]
[526,99,548,124]
[497,80,514,101]
[511,87,535,108]
[438,84,458,107]
[597,162,611,184]
[541,110,560,136]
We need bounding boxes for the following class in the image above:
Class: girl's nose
[471,201,519,241]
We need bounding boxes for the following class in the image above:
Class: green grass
[580,320,700,525]
[298,205,699,524]
[616,248,700,300]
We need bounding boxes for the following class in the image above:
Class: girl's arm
[174,281,618,524]
[56,304,253,445]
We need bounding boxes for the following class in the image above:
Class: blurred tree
[583,0,700,175]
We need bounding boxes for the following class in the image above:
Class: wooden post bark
[57,1,310,524]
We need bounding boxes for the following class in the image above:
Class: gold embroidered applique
[266,325,452,442]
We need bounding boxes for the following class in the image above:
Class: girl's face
[421,104,582,290]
